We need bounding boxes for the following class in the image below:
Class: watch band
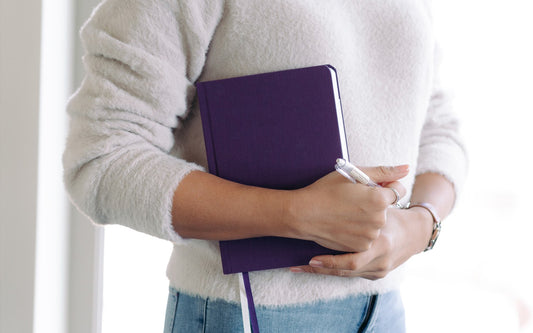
[408,202,442,252]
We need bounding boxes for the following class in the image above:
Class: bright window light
[101,226,171,332]
[34,0,73,332]
[403,1,533,332]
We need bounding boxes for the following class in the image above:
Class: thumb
[359,165,409,184]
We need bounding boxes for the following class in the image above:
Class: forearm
[171,171,295,241]
[410,172,455,219]
[171,167,408,251]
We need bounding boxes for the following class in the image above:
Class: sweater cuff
[159,160,205,243]
[97,150,205,243]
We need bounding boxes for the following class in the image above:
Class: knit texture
[63,0,467,306]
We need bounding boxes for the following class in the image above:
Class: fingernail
[290,267,304,273]
[309,260,323,268]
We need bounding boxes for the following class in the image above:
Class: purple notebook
[196,65,349,274]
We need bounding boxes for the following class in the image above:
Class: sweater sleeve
[416,45,468,198]
[63,0,224,242]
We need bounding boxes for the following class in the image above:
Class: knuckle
[358,240,373,252]
[366,229,381,242]
[325,257,337,269]
[300,267,312,274]
[367,189,384,205]
[374,256,393,275]
[327,269,348,277]
[368,189,389,209]
[347,259,358,271]
[376,262,391,273]
[376,214,387,228]
[333,269,348,277]
[377,166,390,177]
[396,183,407,197]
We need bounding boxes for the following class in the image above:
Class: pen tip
[336,158,345,166]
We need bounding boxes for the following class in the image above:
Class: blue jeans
[164,286,405,333]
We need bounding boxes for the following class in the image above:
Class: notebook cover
[196,65,348,274]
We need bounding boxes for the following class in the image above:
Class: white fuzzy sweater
[64,0,467,306]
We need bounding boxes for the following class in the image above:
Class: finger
[362,181,406,209]
[359,165,409,184]
[382,181,406,206]
[309,252,375,273]
[289,266,309,273]
[290,249,379,277]
[291,264,359,277]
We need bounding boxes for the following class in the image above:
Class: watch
[408,202,442,252]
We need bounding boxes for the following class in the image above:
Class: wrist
[407,202,442,252]
[281,189,312,241]
[390,207,430,254]
[408,207,434,252]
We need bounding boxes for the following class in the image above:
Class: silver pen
[335,158,379,187]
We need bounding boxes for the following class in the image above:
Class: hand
[290,207,434,279]
[285,165,409,253]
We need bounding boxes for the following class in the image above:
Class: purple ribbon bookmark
[240,272,260,333]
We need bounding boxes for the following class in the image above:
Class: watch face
[426,225,441,251]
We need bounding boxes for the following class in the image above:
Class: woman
[63,0,467,332]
